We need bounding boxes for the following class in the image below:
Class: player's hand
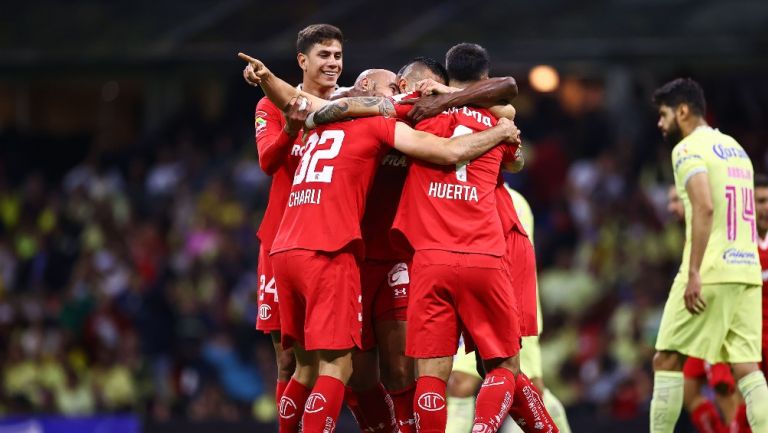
[284,96,311,136]
[684,271,706,314]
[415,79,457,96]
[497,117,522,145]
[399,94,449,123]
[238,52,271,86]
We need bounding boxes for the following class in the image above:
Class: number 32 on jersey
[288,130,345,207]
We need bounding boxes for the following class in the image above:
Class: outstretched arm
[404,77,518,122]
[305,97,396,128]
[238,52,330,111]
[392,118,520,165]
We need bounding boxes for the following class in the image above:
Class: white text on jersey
[428,182,479,202]
[288,188,321,206]
[442,107,493,128]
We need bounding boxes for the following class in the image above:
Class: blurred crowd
[0,73,767,425]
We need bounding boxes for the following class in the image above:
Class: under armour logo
[279,396,297,419]
[393,288,407,298]
[417,392,446,411]
[305,393,327,413]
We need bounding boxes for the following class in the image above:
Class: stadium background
[1,1,767,432]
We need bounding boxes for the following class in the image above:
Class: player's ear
[297,52,307,72]
[398,78,408,93]
[676,103,690,120]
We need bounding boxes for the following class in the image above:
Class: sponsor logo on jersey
[388,262,410,286]
[722,248,759,265]
[279,396,297,419]
[259,304,272,320]
[382,152,408,168]
[713,143,749,161]
[417,392,446,411]
[305,393,327,413]
[727,167,752,180]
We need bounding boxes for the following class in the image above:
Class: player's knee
[653,351,685,372]
[447,372,481,398]
[417,357,452,382]
[381,356,415,390]
[731,362,760,382]
[483,356,520,377]
[277,349,297,381]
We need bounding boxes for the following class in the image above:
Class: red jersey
[359,92,419,261]
[271,116,397,257]
[391,106,515,256]
[254,97,305,252]
[758,233,768,342]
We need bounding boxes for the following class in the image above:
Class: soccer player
[650,78,768,433]
[388,42,554,433]
[667,185,743,433]
[446,186,572,433]
[248,24,343,421]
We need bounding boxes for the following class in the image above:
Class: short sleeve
[672,142,707,186]
[502,143,520,163]
[390,92,422,122]
[378,117,398,148]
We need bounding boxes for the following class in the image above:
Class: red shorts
[360,260,410,351]
[406,250,520,360]
[505,230,538,337]
[683,357,735,394]
[256,245,281,333]
[271,249,363,351]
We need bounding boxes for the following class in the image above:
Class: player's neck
[302,80,335,99]
[680,118,708,140]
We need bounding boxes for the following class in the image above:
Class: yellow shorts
[452,336,543,379]
[655,282,761,364]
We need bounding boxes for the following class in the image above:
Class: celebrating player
[650,78,768,433]
[248,24,343,424]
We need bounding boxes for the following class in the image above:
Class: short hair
[397,56,449,85]
[652,78,707,116]
[445,43,490,82]
[755,173,768,189]
[296,24,343,54]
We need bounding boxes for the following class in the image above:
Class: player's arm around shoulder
[391,118,521,166]
[305,97,396,128]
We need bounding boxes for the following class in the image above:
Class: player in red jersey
[388,43,557,433]
[246,24,344,420]
[241,50,521,433]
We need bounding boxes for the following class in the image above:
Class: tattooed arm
[305,97,396,128]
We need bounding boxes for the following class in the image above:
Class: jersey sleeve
[390,92,422,122]
[255,97,294,175]
[377,117,398,148]
[672,141,708,186]
[501,142,520,163]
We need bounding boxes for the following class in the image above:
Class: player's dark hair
[397,56,449,85]
[296,24,343,54]
[755,174,768,189]
[445,43,490,82]
[652,78,707,116]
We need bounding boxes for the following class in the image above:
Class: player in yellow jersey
[445,186,572,433]
[650,78,767,433]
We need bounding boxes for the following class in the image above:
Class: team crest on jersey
[259,304,272,320]
[255,110,268,135]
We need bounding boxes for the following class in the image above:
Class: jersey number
[293,130,345,185]
[451,125,473,182]
[725,185,756,242]
[259,275,277,302]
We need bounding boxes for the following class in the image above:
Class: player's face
[367,71,398,97]
[755,186,768,234]
[299,40,343,89]
[667,185,684,221]
[657,104,682,145]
